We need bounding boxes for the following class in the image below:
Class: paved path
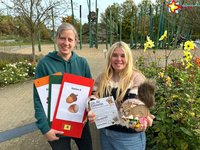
[0,48,106,150]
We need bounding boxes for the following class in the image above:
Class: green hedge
[136,57,200,150]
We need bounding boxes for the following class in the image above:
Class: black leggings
[49,122,93,150]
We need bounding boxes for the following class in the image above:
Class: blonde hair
[95,41,139,103]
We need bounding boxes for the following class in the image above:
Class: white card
[90,96,120,129]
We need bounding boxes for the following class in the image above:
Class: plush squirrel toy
[119,79,156,128]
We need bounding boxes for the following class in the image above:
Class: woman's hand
[86,95,98,111]
[134,120,148,132]
[44,129,64,141]
[147,114,155,126]
[87,110,96,123]
[131,115,155,132]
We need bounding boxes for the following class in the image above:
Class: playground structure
[57,0,199,50]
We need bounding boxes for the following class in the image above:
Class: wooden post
[157,1,165,49]
[139,8,143,49]
[95,8,99,49]
[119,16,122,41]
[130,6,134,48]
[70,0,75,26]
[142,1,147,49]
[149,4,153,39]
[79,5,82,50]
[109,8,113,46]
[89,0,93,48]
[116,7,119,41]
[134,11,138,49]
[154,5,158,48]
[106,16,108,50]
[156,5,162,49]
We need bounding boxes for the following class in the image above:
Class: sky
[71,0,156,24]
[0,0,156,27]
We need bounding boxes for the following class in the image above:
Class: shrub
[137,58,200,150]
[0,60,35,87]
[137,33,200,150]
[0,52,35,69]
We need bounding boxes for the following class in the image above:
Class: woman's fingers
[87,111,96,123]
[147,115,155,126]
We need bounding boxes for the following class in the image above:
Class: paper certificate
[89,96,120,129]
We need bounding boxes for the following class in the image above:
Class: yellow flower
[166,76,171,82]
[158,72,164,78]
[183,51,192,61]
[181,59,185,66]
[159,35,165,41]
[148,40,155,48]
[185,62,193,69]
[144,43,148,52]
[184,41,195,51]
[188,112,195,117]
[144,36,155,52]
[135,123,140,128]
[172,95,178,99]
[159,30,167,41]
[165,76,172,87]
[182,40,194,69]
[147,36,151,42]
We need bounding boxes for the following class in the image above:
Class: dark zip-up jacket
[33,51,92,134]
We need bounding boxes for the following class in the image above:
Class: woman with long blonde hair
[88,41,154,150]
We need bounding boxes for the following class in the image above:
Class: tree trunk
[31,32,36,63]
